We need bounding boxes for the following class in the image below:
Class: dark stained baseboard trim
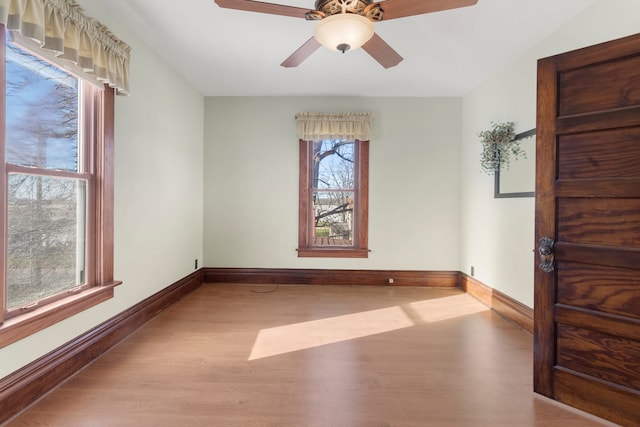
[0,269,203,426]
[0,268,533,425]
[459,273,533,334]
[204,268,460,287]
[204,268,532,332]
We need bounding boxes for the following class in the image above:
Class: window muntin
[299,139,369,258]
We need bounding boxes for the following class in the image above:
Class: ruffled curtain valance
[296,112,372,141]
[0,0,131,95]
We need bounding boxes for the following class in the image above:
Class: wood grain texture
[554,367,640,427]
[1,267,541,427]
[558,54,640,116]
[555,305,640,343]
[534,53,558,398]
[0,270,203,426]
[554,242,640,270]
[214,0,308,18]
[357,141,369,249]
[557,105,640,135]
[535,31,640,426]
[298,139,310,249]
[0,285,116,348]
[204,267,459,287]
[558,198,640,248]
[555,177,640,198]
[558,127,640,179]
[557,324,640,390]
[362,33,403,68]
[281,37,320,68]
[99,86,116,285]
[377,0,478,20]
[7,284,614,427]
[459,273,533,334]
[557,261,640,320]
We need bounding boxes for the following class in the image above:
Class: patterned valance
[296,112,372,141]
[0,0,131,95]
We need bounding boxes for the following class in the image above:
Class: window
[298,138,369,258]
[0,26,119,348]
[296,112,372,258]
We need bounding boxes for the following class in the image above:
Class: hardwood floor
[6,284,617,426]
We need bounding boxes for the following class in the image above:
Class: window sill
[0,281,121,349]
[297,248,369,258]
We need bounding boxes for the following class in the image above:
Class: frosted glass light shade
[313,14,374,53]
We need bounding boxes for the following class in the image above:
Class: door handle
[538,236,555,273]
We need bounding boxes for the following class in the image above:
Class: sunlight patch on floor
[408,294,489,323]
[249,294,491,361]
[248,306,414,360]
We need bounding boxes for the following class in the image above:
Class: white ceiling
[103,0,597,97]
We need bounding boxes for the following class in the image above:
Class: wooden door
[534,33,640,426]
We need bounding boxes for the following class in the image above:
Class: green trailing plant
[478,121,525,175]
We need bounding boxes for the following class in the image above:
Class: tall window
[0,24,121,348]
[6,39,90,310]
[311,140,356,246]
[298,139,369,257]
[296,112,371,258]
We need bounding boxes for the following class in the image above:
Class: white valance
[0,0,131,95]
[296,112,372,141]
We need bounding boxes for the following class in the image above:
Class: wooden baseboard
[204,268,459,287]
[0,269,203,426]
[205,268,531,332]
[0,268,532,425]
[459,273,533,334]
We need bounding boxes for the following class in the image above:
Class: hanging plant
[478,121,524,175]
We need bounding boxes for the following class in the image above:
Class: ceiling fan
[214,0,478,68]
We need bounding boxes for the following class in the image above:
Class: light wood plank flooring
[7,284,618,426]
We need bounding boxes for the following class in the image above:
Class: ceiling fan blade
[214,0,309,18]
[374,0,477,20]
[281,38,321,68]
[362,33,403,68]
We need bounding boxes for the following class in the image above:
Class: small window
[0,27,119,347]
[298,139,369,258]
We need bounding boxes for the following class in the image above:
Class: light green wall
[2,0,637,381]
[204,97,462,270]
[461,0,640,307]
[0,1,205,378]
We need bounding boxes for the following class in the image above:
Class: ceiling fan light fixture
[313,14,374,53]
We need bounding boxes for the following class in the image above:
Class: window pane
[7,174,87,309]
[312,140,354,190]
[312,191,354,246]
[6,37,79,172]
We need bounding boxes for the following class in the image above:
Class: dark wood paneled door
[534,33,640,426]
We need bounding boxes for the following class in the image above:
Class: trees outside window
[0,28,118,348]
[6,40,86,310]
[298,139,369,258]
